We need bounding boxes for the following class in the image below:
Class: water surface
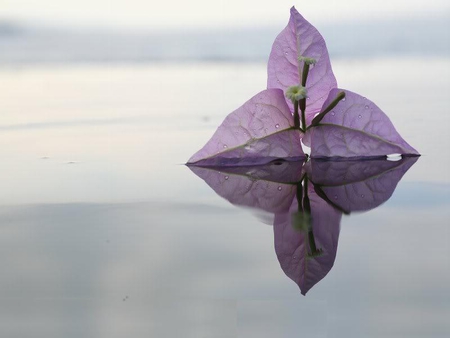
[0,60,449,337]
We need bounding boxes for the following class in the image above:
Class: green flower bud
[286,85,307,103]
[298,56,317,65]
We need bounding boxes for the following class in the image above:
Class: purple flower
[188,6,418,166]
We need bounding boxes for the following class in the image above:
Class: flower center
[285,85,307,103]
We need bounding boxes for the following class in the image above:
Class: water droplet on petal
[275,124,280,128]
[277,186,282,191]
[331,111,335,116]
[306,96,310,100]
[365,105,369,109]
[361,194,365,198]
[358,115,362,118]
[334,195,338,200]
[223,145,228,149]
[224,176,229,180]
[284,51,288,55]
[342,97,346,102]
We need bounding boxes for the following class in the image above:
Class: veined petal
[308,89,419,158]
[188,89,305,166]
[267,6,337,124]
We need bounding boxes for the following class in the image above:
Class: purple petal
[267,6,337,124]
[274,184,342,295]
[188,89,304,166]
[308,89,419,158]
[307,157,418,213]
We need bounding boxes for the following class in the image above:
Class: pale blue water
[0,56,449,336]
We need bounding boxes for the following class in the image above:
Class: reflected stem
[301,178,323,258]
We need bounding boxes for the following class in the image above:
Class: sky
[1,0,449,29]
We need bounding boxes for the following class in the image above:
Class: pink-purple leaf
[274,184,342,295]
[188,89,304,166]
[307,89,419,158]
[267,6,337,124]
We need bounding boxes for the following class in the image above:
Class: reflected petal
[188,161,303,213]
[274,184,342,295]
[307,157,419,213]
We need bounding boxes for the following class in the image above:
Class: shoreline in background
[0,55,449,71]
[1,15,449,66]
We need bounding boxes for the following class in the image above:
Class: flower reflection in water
[188,156,418,295]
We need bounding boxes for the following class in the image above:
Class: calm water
[0,59,449,337]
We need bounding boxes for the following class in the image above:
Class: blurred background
[1,0,449,64]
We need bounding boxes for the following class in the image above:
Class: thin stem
[294,100,300,129]
[301,64,310,87]
[300,98,306,131]
[309,91,346,128]
[299,62,310,130]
